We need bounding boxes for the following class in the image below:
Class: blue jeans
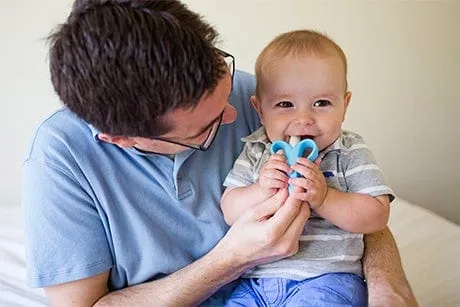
[222,273,367,307]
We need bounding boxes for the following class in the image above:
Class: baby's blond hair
[255,30,348,96]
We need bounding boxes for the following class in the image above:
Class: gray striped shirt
[223,127,394,280]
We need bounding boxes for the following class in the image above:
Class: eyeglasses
[152,49,234,151]
[153,109,224,151]
[218,48,235,90]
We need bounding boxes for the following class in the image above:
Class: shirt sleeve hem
[28,259,112,288]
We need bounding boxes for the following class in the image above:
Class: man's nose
[221,104,237,125]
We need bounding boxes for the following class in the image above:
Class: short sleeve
[223,142,257,188]
[22,158,113,287]
[342,142,395,203]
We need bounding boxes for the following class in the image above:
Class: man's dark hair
[48,0,226,137]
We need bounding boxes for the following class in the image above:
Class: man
[22,0,417,306]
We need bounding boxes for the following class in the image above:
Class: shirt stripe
[344,164,380,177]
[358,185,392,195]
[300,234,363,241]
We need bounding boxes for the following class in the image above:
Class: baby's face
[253,54,351,151]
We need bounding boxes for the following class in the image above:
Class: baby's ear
[250,95,264,124]
[342,91,352,121]
[344,91,352,108]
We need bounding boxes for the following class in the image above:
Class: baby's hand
[289,157,327,210]
[258,153,291,197]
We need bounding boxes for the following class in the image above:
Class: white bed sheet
[388,198,460,306]
[1,197,459,307]
[0,206,47,307]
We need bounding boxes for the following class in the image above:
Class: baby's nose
[293,113,314,126]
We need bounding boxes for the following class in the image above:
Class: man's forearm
[363,227,418,306]
[95,243,246,306]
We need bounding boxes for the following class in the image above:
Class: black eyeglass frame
[152,48,235,151]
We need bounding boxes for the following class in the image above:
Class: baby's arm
[316,191,389,233]
[290,157,390,234]
[221,153,291,225]
[221,184,267,225]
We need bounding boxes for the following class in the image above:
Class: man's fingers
[246,188,288,221]
[270,196,310,257]
[292,192,310,202]
[283,199,310,240]
[269,192,303,234]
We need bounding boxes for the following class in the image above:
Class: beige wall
[1,1,459,223]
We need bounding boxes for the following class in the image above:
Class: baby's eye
[276,101,294,108]
[313,99,331,107]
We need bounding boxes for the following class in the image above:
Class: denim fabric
[222,273,367,307]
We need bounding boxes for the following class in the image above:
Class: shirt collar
[241,126,270,144]
[88,124,101,142]
[318,132,353,159]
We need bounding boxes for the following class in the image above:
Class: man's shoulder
[234,70,255,85]
[25,108,96,163]
[224,70,260,137]
[231,70,255,100]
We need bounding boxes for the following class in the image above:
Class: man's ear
[97,133,136,148]
[250,95,265,125]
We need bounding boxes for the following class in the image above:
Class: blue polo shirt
[22,71,259,294]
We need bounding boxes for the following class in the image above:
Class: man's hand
[219,188,310,269]
[258,153,290,197]
[289,157,327,209]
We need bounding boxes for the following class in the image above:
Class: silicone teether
[270,136,319,193]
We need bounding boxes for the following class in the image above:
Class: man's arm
[363,227,418,306]
[44,189,309,307]
[45,272,110,306]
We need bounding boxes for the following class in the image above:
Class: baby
[221,30,394,306]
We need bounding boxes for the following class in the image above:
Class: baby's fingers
[264,159,291,174]
[261,170,289,187]
[291,163,318,180]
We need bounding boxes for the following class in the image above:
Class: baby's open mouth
[287,135,314,145]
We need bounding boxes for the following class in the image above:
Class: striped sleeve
[342,139,395,202]
[223,142,256,188]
